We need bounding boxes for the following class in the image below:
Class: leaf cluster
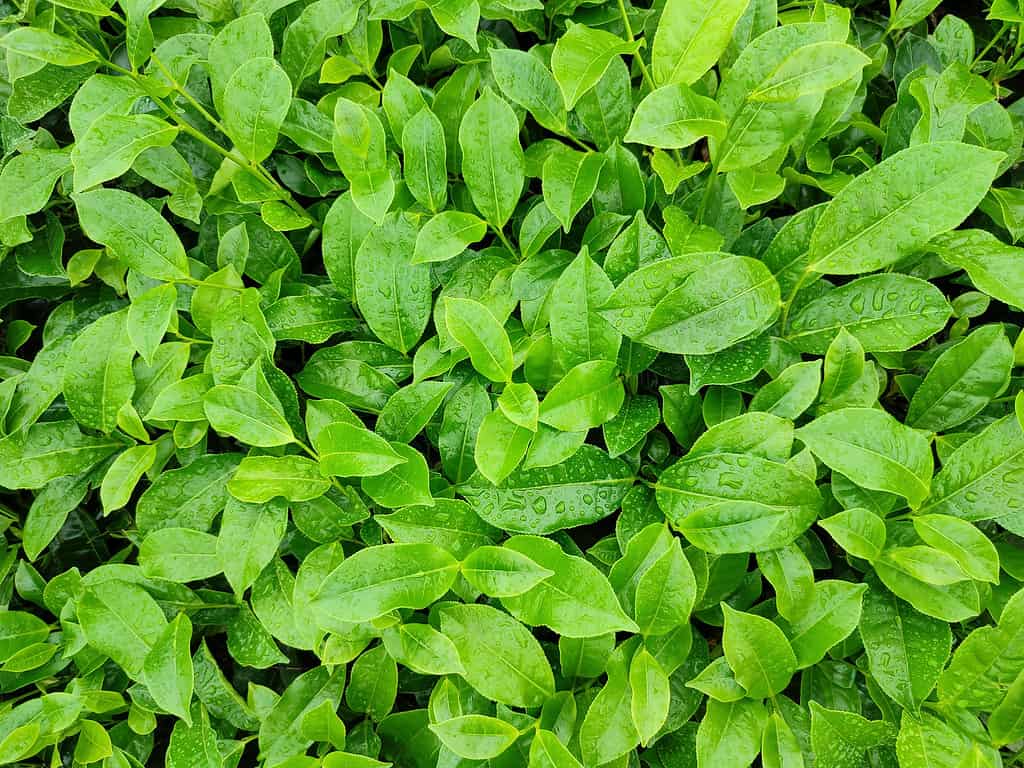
[0,0,1023,767]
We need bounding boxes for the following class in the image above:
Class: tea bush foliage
[0,0,1023,766]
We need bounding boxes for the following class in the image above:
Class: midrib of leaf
[249,76,272,159]
[889,600,915,706]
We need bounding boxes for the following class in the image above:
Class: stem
[491,225,519,260]
[779,267,815,333]
[88,46,311,220]
[151,53,231,138]
[616,0,656,92]
[973,24,1008,68]
[296,439,318,460]
[565,133,597,153]
[696,171,716,224]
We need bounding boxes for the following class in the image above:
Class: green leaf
[429,715,519,760]
[0,148,72,222]
[412,211,487,264]
[762,711,804,768]
[500,535,639,636]
[0,420,124,490]
[748,359,821,419]
[652,0,752,86]
[688,656,746,702]
[63,311,136,433]
[460,545,553,597]
[222,57,291,163]
[579,643,641,764]
[808,142,1004,274]
[860,582,951,712]
[779,579,865,668]
[697,698,768,767]
[490,48,566,133]
[166,705,221,768]
[498,381,539,431]
[461,444,633,534]
[346,645,397,719]
[266,296,358,343]
[259,666,346,766]
[315,420,406,477]
[0,612,49,663]
[639,255,780,355]
[72,114,178,192]
[127,282,177,365]
[440,602,555,708]
[377,498,500,559]
[218,497,288,596]
[749,42,870,102]
[818,507,886,561]
[758,543,815,622]
[625,84,726,149]
[74,720,111,764]
[657,451,822,553]
[143,613,194,724]
[458,88,524,228]
[990,668,1024,746]
[542,149,606,232]
[311,543,458,625]
[929,229,1024,309]
[382,623,464,675]
[333,97,394,223]
[74,189,189,281]
[722,603,797,698]
[787,274,952,354]
[361,442,434,508]
[227,455,331,503]
[809,702,896,767]
[906,324,1012,432]
[203,384,293,447]
[529,730,583,768]
[551,24,640,109]
[354,213,431,353]
[0,28,96,65]
[138,453,242,533]
[820,328,865,403]
[797,408,933,507]
[99,444,155,518]
[550,248,620,369]
[912,514,999,583]
[444,297,513,382]
[890,0,943,30]
[139,528,222,582]
[402,108,447,213]
[78,580,167,679]
[921,415,1024,521]
[538,360,625,431]
[629,649,670,746]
